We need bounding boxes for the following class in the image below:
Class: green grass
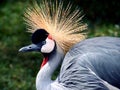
[0,1,120,90]
[88,23,120,37]
[0,1,40,90]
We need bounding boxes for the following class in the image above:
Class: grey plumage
[58,37,120,90]
[19,1,120,89]
[19,34,120,90]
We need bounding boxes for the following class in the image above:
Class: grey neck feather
[36,44,64,90]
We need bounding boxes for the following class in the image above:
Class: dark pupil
[32,29,48,44]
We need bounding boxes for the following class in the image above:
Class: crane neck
[36,44,65,90]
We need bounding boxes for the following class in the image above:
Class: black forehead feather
[32,29,48,44]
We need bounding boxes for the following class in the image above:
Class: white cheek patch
[41,38,55,53]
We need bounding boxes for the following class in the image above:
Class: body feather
[58,37,120,90]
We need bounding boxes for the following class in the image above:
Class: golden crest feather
[24,0,87,53]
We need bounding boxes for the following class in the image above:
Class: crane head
[19,0,87,54]
[19,29,55,54]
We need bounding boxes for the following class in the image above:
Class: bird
[19,0,120,90]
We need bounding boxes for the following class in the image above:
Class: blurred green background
[0,0,120,90]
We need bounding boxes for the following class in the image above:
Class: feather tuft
[24,0,87,53]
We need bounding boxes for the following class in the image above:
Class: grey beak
[19,44,41,52]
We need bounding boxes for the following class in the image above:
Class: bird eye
[42,41,46,45]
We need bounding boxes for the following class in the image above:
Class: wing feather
[58,37,120,90]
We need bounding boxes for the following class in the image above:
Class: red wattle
[48,35,53,40]
[40,57,48,68]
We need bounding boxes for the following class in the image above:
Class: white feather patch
[41,38,55,53]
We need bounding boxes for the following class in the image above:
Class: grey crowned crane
[19,0,120,90]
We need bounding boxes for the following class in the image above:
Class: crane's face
[19,29,55,54]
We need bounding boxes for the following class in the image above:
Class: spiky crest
[24,0,87,53]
